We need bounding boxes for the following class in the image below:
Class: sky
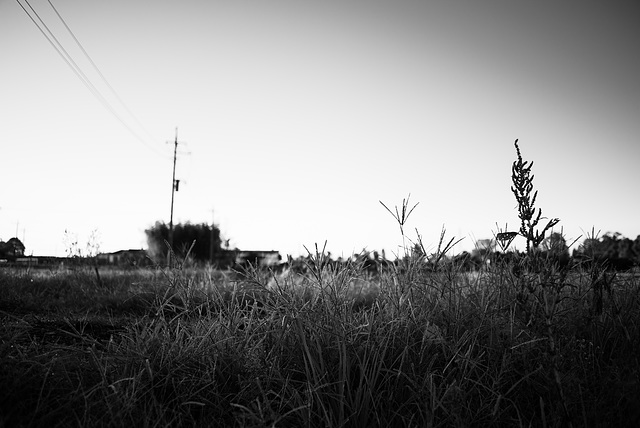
[1,0,639,259]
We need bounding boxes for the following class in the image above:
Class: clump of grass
[379,193,419,258]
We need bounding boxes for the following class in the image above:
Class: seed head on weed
[380,193,419,256]
[510,139,560,253]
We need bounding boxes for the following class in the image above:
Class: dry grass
[1,250,638,427]
[1,141,638,427]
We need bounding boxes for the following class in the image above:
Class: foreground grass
[1,252,639,428]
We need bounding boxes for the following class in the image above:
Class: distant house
[15,257,38,267]
[96,249,150,266]
[0,238,25,260]
[233,250,281,267]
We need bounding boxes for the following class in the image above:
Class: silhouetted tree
[541,232,570,267]
[633,236,640,261]
[145,221,225,265]
[573,232,638,271]
[0,237,25,260]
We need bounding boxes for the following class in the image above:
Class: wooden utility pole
[168,127,179,267]
[209,208,215,265]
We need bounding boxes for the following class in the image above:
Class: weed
[510,139,560,253]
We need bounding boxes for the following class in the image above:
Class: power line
[18,0,103,101]
[46,0,159,146]
[16,0,170,159]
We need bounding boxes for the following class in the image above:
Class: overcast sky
[1,0,639,259]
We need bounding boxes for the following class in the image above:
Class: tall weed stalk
[510,139,559,253]
[508,138,573,426]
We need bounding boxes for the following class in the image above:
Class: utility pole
[168,127,179,267]
[209,208,215,265]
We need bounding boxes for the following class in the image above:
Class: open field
[1,253,639,428]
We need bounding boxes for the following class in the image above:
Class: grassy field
[2,142,638,427]
[0,249,639,428]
